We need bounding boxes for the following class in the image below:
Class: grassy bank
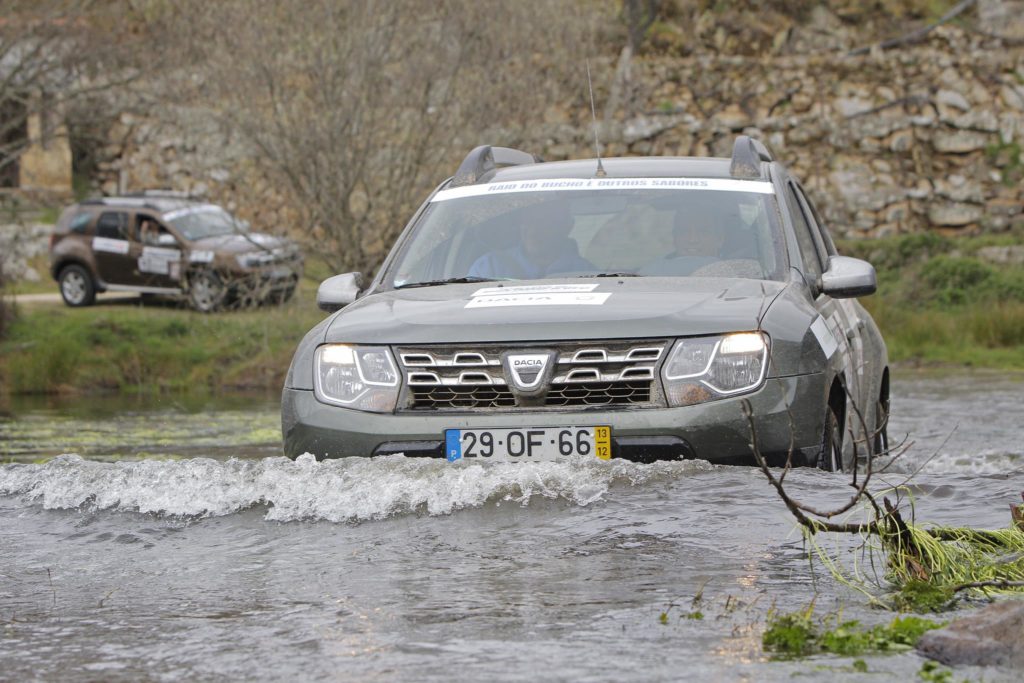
[841,232,1024,370]
[2,232,1023,398]
[0,298,324,396]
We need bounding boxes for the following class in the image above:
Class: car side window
[68,211,93,234]
[96,212,128,240]
[784,184,824,280]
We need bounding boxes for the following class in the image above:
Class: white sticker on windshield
[466,292,611,308]
[810,316,838,359]
[472,284,598,296]
[189,250,215,263]
[432,177,774,202]
[92,237,130,255]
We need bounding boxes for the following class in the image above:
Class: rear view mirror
[317,272,365,312]
[820,256,876,298]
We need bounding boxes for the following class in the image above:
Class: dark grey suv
[282,137,889,471]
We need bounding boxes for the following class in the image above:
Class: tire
[873,393,890,457]
[265,285,296,306]
[816,404,845,472]
[58,264,96,307]
[188,270,226,313]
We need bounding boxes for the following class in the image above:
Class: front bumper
[281,373,827,466]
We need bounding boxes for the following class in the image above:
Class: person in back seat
[640,213,724,276]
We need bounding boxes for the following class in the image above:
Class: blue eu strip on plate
[445,430,462,462]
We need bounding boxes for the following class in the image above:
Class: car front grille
[396,340,668,411]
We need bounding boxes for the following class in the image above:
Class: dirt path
[9,291,142,306]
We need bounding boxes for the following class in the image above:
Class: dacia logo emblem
[504,352,554,393]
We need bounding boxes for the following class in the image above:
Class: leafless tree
[0,1,143,191]
[161,0,609,276]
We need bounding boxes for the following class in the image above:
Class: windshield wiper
[573,272,641,278]
[395,276,501,289]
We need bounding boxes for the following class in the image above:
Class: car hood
[325,277,787,344]
[190,232,287,254]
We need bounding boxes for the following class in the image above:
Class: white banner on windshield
[432,177,774,202]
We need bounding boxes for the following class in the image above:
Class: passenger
[468,202,593,279]
[640,213,725,276]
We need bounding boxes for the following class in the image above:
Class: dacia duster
[50,192,302,311]
[282,137,889,471]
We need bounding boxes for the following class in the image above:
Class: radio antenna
[586,60,606,178]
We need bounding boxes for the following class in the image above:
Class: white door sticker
[810,316,838,359]
[465,293,611,308]
[138,247,181,275]
[92,237,130,255]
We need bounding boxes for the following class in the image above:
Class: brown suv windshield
[166,206,243,241]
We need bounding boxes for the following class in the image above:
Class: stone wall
[94,27,1023,241]
[566,27,1024,238]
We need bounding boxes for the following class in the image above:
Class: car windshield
[165,205,244,241]
[387,178,787,288]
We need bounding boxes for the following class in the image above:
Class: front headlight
[237,251,272,268]
[662,332,769,406]
[314,344,400,412]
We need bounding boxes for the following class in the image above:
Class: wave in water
[0,454,714,522]
[890,449,1023,476]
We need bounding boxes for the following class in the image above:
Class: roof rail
[122,190,203,200]
[729,135,774,179]
[451,145,542,187]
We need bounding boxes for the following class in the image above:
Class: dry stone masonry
[96,27,1022,242]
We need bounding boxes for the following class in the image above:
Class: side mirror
[317,272,364,312]
[157,233,177,247]
[820,255,876,298]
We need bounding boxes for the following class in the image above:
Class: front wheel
[816,404,845,472]
[59,264,96,307]
[188,270,226,313]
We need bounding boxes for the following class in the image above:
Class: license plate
[444,426,611,463]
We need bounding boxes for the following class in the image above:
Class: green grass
[0,297,325,395]
[844,232,1024,369]
[763,605,943,658]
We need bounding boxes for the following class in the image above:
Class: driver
[138,218,162,246]
[468,202,593,279]
[640,213,724,276]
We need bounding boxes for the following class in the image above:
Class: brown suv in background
[49,192,303,311]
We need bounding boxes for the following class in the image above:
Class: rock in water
[916,601,1024,668]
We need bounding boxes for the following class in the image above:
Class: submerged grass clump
[826,510,1024,611]
[762,604,943,658]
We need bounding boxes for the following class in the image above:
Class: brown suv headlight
[661,332,769,406]
[314,344,400,412]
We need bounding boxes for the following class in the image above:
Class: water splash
[0,454,714,522]
[884,448,1023,476]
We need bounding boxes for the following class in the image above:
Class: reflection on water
[0,391,280,462]
[0,372,1022,682]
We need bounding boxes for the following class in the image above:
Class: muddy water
[1,373,1022,682]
